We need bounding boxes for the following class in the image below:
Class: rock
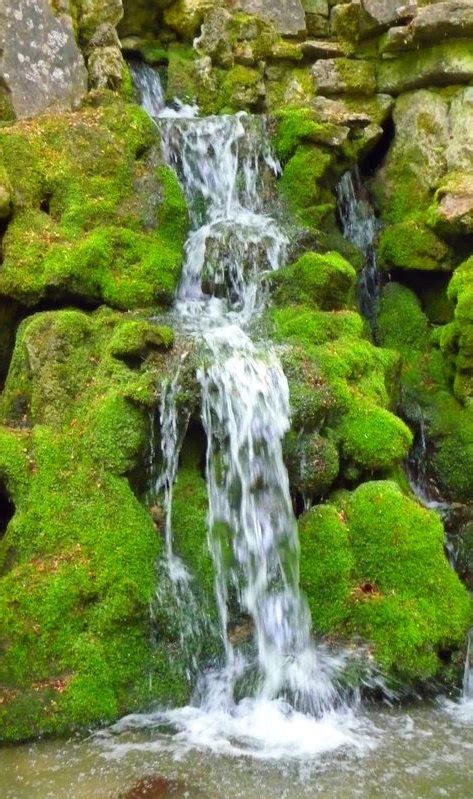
[432,175,473,235]
[372,89,449,221]
[73,0,124,44]
[87,45,125,89]
[312,95,372,127]
[447,86,473,174]
[0,167,12,220]
[195,7,234,68]
[380,1,473,52]
[164,0,214,39]
[312,57,377,95]
[405,0,473,44]
[301,39,344,58]
[232,0,307,37]
[0,0,88,119]
[378,41,473,95]
[361,0,416,32]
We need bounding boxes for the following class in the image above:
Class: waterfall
[336,168,381,325]
[126,63,361,757]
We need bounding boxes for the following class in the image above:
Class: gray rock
[378,41,473,95]
[301,39,344,57]
[233,0,307,36]
[0,0,88,119]
[312,57,377,95]
[408,0,473,43]
[88,45,124,89]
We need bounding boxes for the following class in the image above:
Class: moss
[171,436,216,610]
[220,65,264,112]
[377,283,431,353]
[271,108,343,164]
[271,251,356,311]
[284,431,339,500]
[0,308,185,741]
[271,306,364,349]
[377,278,473,502]
[378,220,450,272]
[299,481,471,684]
[337,404,412,474]
[299,505,355,633]
[278,145,335,230]
[0,101,188,310]
[165,44,200,105]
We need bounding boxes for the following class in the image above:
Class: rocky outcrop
[232,0,307,36]
[0,0,88,119]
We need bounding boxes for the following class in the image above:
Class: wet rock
[0,0,88,119]
[233,0,307,37]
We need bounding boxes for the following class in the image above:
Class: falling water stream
[125,64,359,757]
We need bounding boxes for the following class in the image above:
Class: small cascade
[129,61,165,117]
[463,630,473,701]
[336,168,381,325]
[125,62,361,757]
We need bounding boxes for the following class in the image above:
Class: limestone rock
[381,1,473,52]
[312,57,377,95]
[378,41,473,94]
[231,0,307,36]
[435,176,473,234]
[0,0,88,119]
[87,45,124,89]
[301,39,344,58]
[195,7,234,67]
[164,0,213,39]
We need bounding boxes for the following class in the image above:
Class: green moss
[271,251,356,310]
[271,108,343,164]
[278,145,335,230]
[377,283,431,353]
[284,431,339,499]
[0,308,185,741]
[337,404,412,474]
[299,505,355,633]
[220,65,264,112]
[271,306,364,349]
[0,101,188,310]
[378,220,450,272]
[299,481,471,683]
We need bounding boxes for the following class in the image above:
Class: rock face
[0,0,88,119]
[231,0,307,36]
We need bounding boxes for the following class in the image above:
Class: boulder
[0,0,88,119]
[380,1,473,52]
[231,0,307,36]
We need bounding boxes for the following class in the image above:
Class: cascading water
[117,64,366,758]
[336,168,381,326]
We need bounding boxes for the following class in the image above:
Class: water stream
[129,65,358,756]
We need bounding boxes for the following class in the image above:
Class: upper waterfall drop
[127,62,362,757]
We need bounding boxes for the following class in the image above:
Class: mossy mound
[0,98,188,310]
[271,251,357,311]
[299,481,471,685]
[0,308,189,742]
[377,280,473,503]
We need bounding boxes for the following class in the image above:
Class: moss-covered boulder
[299,481,471,685]
[0,99,188,310]
[271,251,356,310]
[377,281,473,503]
[0,308,188,742]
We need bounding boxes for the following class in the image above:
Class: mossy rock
[299,481,471,685]
[284,430,339,500]
[0,308,188,741]
[0,100,188,310]
[378,220,450,272]
[271,250,356,311]
[278,144,336,231]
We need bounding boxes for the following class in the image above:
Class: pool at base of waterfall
[1,701,473,798]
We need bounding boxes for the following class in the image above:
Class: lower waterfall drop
[120,64,366,758]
